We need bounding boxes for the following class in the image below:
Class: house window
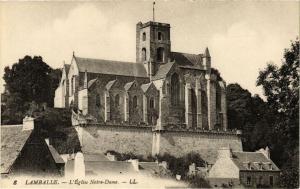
[149,97,154,109]
[133,96,137,109]
[142,32,146,41]
[246,176,251,186]
[115,94,120,107]
[142,48,147,61]
[158,32,163,40]
[157,47,164,62]
[96,94,101,107]
[171,73,180,106]
[269,176,273,186]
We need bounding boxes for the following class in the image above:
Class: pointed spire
[73,51,75,57]
[205,47,210,57]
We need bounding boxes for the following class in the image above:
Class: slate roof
[139,162,162,174]
[106,80,116,90]
[47,145,65,164]
[75,57,148,78]
[152,62,175,80]
[171,52,203,67]
[141,83,152,93]
[124,81,135,91]
[85,161,136,175]
[1,125,32,173]
[84,153,110,162]
[64,64,71,75]
[231,152,280,171]
[88,78,97,89]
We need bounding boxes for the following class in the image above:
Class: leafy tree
[2,55,61,124]
[257,39,299,188]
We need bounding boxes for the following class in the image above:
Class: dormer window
[259,163,263,170]
[269,163,272,170]
[142,32,146,41]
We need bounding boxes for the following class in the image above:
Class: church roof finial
[153,0,156,22]
[205,47,210,57]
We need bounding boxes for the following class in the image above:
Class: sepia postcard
[0,0,299,188]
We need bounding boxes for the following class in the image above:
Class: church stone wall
[80,126,153,157]
[77,124,242,165]
[157,131,243,163]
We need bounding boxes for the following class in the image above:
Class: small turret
[203,47,211,71]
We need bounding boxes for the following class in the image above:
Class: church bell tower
[136,21,171,77]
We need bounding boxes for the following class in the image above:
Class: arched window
[96,94,100,107]
[158,32,163,40]
[142,48,147,61]
[115,94,119,107]
[149,97,154,109]
[191,89,197,127]
[142,32,146,41]
[157,47,164,62]
[133,96,137,109]
[171,73,180,106]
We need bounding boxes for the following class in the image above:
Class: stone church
[54,21,227,131]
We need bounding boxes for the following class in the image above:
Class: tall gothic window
[171,73,180,106]
[115,94,120,107]
[149,97,154,109]
[142,32,146,41]
[191,89,197,127]
[157,47,164,62]
[133,96,137,109]
[142,48,147,61]
[96,94,101,107]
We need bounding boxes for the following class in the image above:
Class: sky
[0,1,299,97]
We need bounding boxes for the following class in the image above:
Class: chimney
[22,116,35,131]
[218,146,232,159]
[159,161,168,169]
[74,152,85,177]
[128,159,139,172]
[256,146,270,159]
[106,153,116,161]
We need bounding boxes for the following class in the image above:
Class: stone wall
[79,125,153,157]
[240,171,280,188]
[156,130,242,164]
[76,124,242,165]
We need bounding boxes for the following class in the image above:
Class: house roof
[1,125,33,173]
[84,153,110,162]
[139,162,162,175]
[85,161,136,175]
[231,151,280,171]
[47,145,65,164]
[74,56,148,78]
